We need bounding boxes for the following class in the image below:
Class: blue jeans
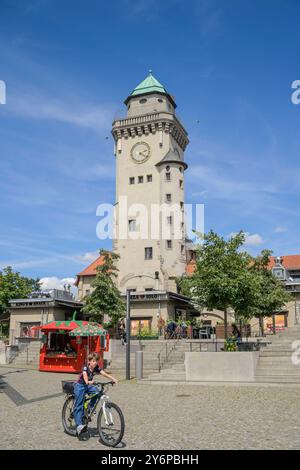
[73,383,100,427]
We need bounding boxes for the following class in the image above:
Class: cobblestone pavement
[1,366,300,450]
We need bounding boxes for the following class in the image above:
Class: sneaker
[76,424,87,435]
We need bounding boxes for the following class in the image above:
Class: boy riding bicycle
[74,352,118,436]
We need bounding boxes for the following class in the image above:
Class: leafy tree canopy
[82,250,125,326]
[179,231,291,331]
[0,266,40,319]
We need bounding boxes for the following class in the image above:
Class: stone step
[255,375,300,383]
[260,351,293,357]
[256,367,300,376]
[12,361,39,366]
[12,355,39,361]
[171,363,185,370]
[264,345,297,350]
[258,357,297,364]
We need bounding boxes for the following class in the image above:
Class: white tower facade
[112,73,189,294]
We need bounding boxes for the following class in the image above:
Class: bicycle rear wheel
[97,402,125,447]
[62,396,77,436]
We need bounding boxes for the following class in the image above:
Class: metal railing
[188,340,219,353]
[157,334,181,372]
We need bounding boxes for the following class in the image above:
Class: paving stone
[0,366,300,450]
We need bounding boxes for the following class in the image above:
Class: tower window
[145,247,153,260]
[167,216,172,225]
[139,98,147,104]
[180,202,184,209]
[158,98,163,103]
[165,172,171,181]
[128,220,136,232]
[147,174,152,182]
[179,167,183,172]
[129,177,135,184]
[179,179,183,188]
[138,176,144,183]
[166,193,172,202]
[166,166,170,171]
[166,240,172,249]
[181,245,184,253]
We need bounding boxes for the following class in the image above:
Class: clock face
[130,142,150,163]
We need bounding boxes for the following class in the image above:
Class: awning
[32,320,91,332]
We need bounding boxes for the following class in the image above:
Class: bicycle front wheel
[62,396,77,436]
[97,402,125,447]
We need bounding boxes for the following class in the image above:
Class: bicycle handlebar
[93,381,115,387]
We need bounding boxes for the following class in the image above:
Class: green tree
[249,249,292,335]
[179,231,252,338]
[179,232,292,338]
[0,266,40,336]
[82,250,125,325]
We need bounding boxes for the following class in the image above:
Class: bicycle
[61,380,125,447]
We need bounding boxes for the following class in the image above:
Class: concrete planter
[185,351,260,382]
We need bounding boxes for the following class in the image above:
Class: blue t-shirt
[77,365,102,385]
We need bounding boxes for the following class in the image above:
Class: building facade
[8,289,82,346]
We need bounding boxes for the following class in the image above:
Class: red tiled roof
[268,255,300,270]
[75,255,106,286]
[186,254,300,277]
[77,255,106,276]
[186,259,196,275]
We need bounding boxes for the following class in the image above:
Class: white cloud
[244,233,264,246]
[40,276,76,294]
[274,226,288,233]
[230,232,264,246]
[70,251,99,264]
[6,93,113,131]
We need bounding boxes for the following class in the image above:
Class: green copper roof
[130,72,168,97]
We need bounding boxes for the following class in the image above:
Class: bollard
[135,350,143,380]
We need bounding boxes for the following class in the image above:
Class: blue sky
[0,0,300,287]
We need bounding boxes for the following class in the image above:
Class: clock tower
[112,72,191,329]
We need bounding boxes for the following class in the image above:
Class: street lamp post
[126,288,131,380]
[125,271,159,381]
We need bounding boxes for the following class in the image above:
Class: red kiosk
[37,319,109,373]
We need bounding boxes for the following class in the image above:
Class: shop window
[20,323,40,338]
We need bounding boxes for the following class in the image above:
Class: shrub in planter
[224,336,238,351]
